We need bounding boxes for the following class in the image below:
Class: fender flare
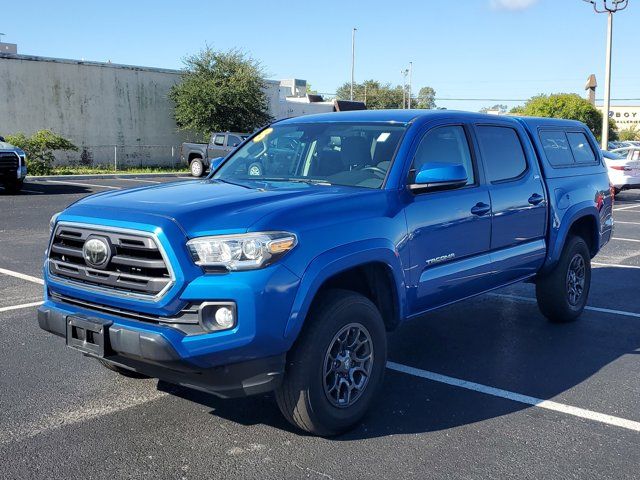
[283,239,407,342]
[543,202,600,273]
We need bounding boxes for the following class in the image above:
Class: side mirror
[410,162,467,192]
[208,156,225,173]
[0,136,5,142]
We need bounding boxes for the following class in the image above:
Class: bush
[619,125,640,141]
[5,130,78,175]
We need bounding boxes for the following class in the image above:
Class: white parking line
[593,262,640,270]
[387,361,640,433]
[614,204,640,211]
[117,178,161,184]
[0,268,44,285]
[612,237,640,243]
[0,301,43,313]
[38,179,122,190]
[615,221,640,225]
[490,293,640,319]
[21,189,44,195]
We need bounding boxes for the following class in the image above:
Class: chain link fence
[54,144,184,170]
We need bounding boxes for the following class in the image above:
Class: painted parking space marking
[612,237,640,243]
[615,221,640,225]
[0,389,168,445]
[37,179,122,190]
[20,189,44,195]
[0,268,44,285]
[593,262,640,270]
[0,301,43,313]
[116,178,161,184]
[387,361,640,433]
[614,204,640,211]
[490,293,640,319]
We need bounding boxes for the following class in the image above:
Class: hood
[66,179,378,237]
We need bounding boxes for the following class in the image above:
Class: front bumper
[38,305,286,398]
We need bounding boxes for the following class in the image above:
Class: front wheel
[536,235,591,323]
[190,158,205,177]
[276,289,387,436]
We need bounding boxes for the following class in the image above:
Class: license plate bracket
[66,315,113,357]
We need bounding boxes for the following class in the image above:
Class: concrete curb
[27,172,190,181]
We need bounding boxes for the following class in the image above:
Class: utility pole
[350,28,357,101]
[400,68,409,109]
[408,62,413,109]
[583,0,629,149]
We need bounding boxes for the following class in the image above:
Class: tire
[247,162,263,176]
[190,158,205,177]
[275,289,387,436]
[98,359,149,379]
[535,235,591,323]
[2,179,24,194]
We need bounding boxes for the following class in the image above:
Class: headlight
[49,212,61,233]
[187,232,297,271]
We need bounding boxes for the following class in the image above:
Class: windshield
[213,122,406,189]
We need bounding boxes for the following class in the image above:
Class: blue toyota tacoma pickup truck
[39,110,613,436]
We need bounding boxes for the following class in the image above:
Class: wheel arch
[283,240,407,343]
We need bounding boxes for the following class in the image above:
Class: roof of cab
[276,109,589,131]
[276,109,509,125]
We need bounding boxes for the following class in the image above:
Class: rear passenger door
[473,123,547,285]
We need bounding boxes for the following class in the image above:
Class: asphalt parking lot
[1,176,639,479]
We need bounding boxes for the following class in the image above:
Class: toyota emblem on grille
[82,237,111,268]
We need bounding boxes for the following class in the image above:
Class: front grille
[48,224,174,300]
[0,152,19,170]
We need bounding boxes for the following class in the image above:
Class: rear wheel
[98,359,149,379]
[190,158,205,177]
[276,289,387,436]
[536,235,591,323]
[2,179,24,194]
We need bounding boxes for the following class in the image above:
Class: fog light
[215,307,235,329]
[199,302,236,332]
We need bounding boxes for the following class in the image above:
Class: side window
[227,135,242,147]
[213,134,225,146]
[539,130,573,166]
[411,125,475,186]
[476,126,527,182]
[567,132,596,164]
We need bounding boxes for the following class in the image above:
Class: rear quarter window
[567,132,596,164]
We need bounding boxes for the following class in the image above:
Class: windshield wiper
[254,177,332,185]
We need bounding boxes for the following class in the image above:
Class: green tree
[169,47,272,138]
[509,93,617,141]
[5,130,77,175]
[415,87,436,109]
[619,125,640,141]
[336,80,436,110]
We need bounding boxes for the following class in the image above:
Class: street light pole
[408,62,413,109]
[400,68,408,109]
[602,11,613,149]
[350,28,357,101]
[583,0,629,149]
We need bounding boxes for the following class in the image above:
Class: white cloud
[490,0,539,11]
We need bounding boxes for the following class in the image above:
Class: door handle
[471,202,491,216]
[528,193,544,206]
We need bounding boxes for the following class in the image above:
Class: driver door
[404,124,493,315]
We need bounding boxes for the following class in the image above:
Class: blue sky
[2,0,639,111]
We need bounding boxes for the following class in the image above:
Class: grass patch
[37,165,190,176]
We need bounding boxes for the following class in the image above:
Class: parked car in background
[39,111,612,436]
[603,148,640,195]
[181,132,249,177]
[0,135,27,194]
